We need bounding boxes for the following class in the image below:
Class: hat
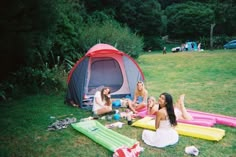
[185,146,199,156]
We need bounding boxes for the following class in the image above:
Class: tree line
[0,0,235,100]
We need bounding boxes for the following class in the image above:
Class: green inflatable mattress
[71,120,137,152]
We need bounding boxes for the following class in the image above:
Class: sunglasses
[137,81,144,84]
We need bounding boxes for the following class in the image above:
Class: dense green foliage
[0,0,235,100]
[114,0,163,49]
[0,0,143,99]
[79,19,143,58]
[1,50,236,156]
[165,2,214,40]
[0,0,60,75]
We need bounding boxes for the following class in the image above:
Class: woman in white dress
[142,92,179,148]
[146,94,193,120]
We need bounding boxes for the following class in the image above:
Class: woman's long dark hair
[161,92,177,126]
[101,87,111,105]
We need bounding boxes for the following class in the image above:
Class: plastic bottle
[127,112,132,125]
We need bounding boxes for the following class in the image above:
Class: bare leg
[127,100,138,114]
[95,106,112,115]
[175,95,182,109]
[178,94,193,120]
[135,103,146,110]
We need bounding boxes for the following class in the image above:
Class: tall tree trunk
[210,23,216,50]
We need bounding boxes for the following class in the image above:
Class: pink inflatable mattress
[137,109,236,127]
[187,109,236,127]
[137,110,216,127]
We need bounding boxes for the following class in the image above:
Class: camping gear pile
[47,117,77,131]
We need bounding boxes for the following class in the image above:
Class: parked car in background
[224,40,236,49]
[171,46,181,52]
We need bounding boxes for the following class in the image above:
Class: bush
[199,35,233,49]
[213,36,232,49]
[0,65,67,101]
[79,18,144,58]
[0,82,14,101]
[144,36,164,51]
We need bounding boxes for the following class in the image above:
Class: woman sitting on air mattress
[126,81,148,114]
[142,92,179,148]
[147,94,192,120]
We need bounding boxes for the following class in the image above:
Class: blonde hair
[148,96,156,102]
[135,81,147,97]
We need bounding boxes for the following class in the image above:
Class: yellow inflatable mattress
[132,116,225,141]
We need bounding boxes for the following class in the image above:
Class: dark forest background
[0,0,235,100]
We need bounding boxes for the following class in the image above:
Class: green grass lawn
[1,50,236,157]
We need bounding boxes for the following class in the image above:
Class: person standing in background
[198,43,201,51]
[163,47,167,54]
